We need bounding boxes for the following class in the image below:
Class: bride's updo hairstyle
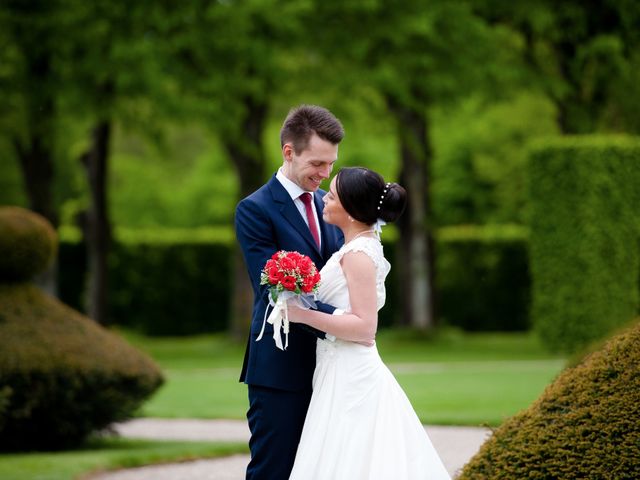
[335,167,407,225]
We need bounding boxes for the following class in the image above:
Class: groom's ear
[282,143,294,162]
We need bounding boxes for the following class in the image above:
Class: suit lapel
[268,175,322,256]
[314,191,333,260]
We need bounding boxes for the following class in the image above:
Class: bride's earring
[348,215,354,222]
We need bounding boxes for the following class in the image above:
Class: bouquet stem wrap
[256,291,317,351]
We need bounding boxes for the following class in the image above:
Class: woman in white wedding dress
[288,167,450,480]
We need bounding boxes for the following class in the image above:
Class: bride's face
[322,176,349,227]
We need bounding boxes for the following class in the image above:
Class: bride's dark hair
[335,167,407,225]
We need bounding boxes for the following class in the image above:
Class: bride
[287,167,450,480]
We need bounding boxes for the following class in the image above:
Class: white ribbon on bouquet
[255,290,317,350]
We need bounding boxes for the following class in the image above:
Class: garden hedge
[57,225,529,335]
[0,207,164,451]
[529,136,640,352]
[436,224,529,331]
[59,230,233,336]
[458,319,640,480]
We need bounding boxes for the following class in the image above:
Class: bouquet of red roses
[255,250,321,350]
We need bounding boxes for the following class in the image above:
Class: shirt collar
[276,167,310,201]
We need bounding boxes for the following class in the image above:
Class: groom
[235,105,345,480]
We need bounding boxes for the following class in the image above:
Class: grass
[0,438,247,480]
[0,328,565,479]
[122,327,566,426]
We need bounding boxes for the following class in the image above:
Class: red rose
[265,259,277,270]
[288,251,302,263]
[280,255,296,271]
[268,266,283,284]
[298,257,313,275]
[271,252,281,261]
[281,275,297,291]
[301,279,314,293]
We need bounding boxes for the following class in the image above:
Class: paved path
[90,418,490,479]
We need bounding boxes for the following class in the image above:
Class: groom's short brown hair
[280,105,344,154]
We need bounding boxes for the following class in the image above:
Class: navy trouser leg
[246,384,312,480]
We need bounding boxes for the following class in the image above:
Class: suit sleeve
[235,198,276,298]
[235,197,328,339]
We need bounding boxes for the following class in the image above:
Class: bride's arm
[288,251,378,344]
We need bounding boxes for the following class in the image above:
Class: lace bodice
[317,236,390,312]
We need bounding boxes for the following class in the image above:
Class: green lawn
[125,327,566,426]
[0,438,247,480]
[0,328,565,480]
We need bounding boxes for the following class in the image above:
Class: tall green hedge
[529,136,640,353]
[58,225,529,335]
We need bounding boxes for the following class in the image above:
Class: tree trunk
[386,94,436,331]
[555,42,585,135]
[223,97,268,341]
[80,118,113,325]
[13,44,58,296]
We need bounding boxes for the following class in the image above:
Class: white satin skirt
[289,339,451,480]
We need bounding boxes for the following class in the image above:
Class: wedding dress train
[289,237,450,480]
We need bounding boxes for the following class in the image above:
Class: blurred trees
[432,92,558,226]
[308,0,518,329]
[1,0,639,335]
[66,0,167,325]
[1,0,170,322]
[1,0,61,228]
[156,0,316,338]
[483,0,640,134]
[1,0,66,294]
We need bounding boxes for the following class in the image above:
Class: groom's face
[283,133,338,192]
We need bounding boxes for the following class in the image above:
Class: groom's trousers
[246,384,313,480]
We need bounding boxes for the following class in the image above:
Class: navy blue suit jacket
[235,175,343,392]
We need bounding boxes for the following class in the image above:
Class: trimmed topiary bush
[0,207,164,451]
[0,207,57,282]
[458,319,640,480]
[529,136,640,352]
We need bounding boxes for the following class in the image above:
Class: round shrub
[459,319,640,480]
[0,283,164,451]
[0,206,58,282]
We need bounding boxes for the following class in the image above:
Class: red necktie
[300,192,320,248]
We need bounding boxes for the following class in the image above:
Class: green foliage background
[55,225,528,335]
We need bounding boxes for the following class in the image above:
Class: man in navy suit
[235,105,345,479]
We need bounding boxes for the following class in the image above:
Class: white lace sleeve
[334,237,390,310]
